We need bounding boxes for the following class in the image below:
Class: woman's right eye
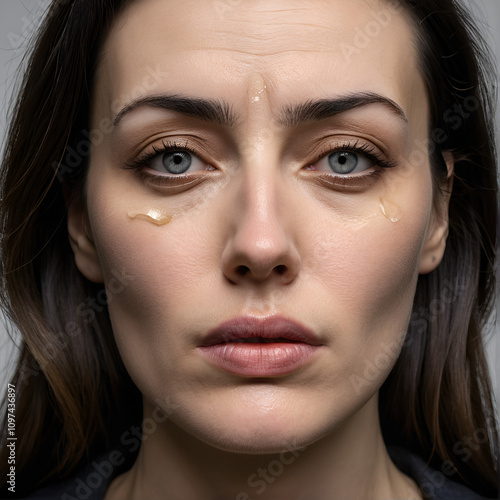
[148,149,209,175]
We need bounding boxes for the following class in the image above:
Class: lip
[199,315,322,346]
[197,315,324,377]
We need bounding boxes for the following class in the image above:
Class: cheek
[308,173,432,396]
[306,217,423,358]
[86,159,220,325]
[87,152,432,383]
[86,170,225,382]
[89,167,431,345]
[317,169,431,322]
[339,216,425,317]
[91,210,214,327]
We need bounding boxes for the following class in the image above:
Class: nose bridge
[241,164,285,239]
[239,70,282,227]
[220,70,301,284]
[221,144,300,285]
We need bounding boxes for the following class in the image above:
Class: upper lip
[199,315,322,347]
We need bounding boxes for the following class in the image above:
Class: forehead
[93,0,426,128]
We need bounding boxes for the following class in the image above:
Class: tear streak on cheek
[123,197,403,230]
[127,208,173,225]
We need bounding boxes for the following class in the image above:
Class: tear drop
[127,208,173,226]
[378,198,402,223]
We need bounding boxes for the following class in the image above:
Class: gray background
[0,0,498,403]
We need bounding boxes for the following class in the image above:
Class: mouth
[199,314,322,347]
[228,337,298,343]
[197,315,323,377]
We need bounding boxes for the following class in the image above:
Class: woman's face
[70,0,450,452]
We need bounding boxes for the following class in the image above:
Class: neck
[105,395,421,500]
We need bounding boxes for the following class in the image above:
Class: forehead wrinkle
[187,22,347,56]
[90,0,425,138]
[184,47,333,58]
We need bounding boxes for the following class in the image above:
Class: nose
[221,171,301,286]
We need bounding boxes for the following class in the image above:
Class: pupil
[163,151,192,174]
[328,151,358,174]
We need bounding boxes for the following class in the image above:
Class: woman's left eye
[312,151,373,175]
[149,150,207,175]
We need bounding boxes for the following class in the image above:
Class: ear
[419,151,454,274]
[67,194,104,283]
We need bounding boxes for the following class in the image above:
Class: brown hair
[0,0,497,497]
[380,2,498,497]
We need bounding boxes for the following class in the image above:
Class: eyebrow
[277,92,408,127]
[112,91,408,129]
[113,94,239,128]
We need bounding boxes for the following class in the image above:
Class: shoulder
[19,448,136,500]
[388,445,497,500]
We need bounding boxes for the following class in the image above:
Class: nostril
[232,264,288,279]
[236,265,249,276]
[275,265,287,275]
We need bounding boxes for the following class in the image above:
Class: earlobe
[419,151,454,274]
[67,196,104,283]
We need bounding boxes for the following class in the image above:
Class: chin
[198,427,313,455]
[172,407,334,456]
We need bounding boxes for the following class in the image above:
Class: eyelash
[310,140,397,170]
[125,139,194,171]
[124,138,397,187]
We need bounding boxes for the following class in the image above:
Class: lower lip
[197,342,322,377]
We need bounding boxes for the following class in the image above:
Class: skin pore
[67,0,453,498]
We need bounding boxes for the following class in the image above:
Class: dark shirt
[19,446,495,500]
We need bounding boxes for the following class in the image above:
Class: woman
[0,0,498,498]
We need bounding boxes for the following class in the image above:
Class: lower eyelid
[135,169,219,193]
[301,168,384,192]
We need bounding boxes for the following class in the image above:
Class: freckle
[432,256,437,262]
[127,208,173,225]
